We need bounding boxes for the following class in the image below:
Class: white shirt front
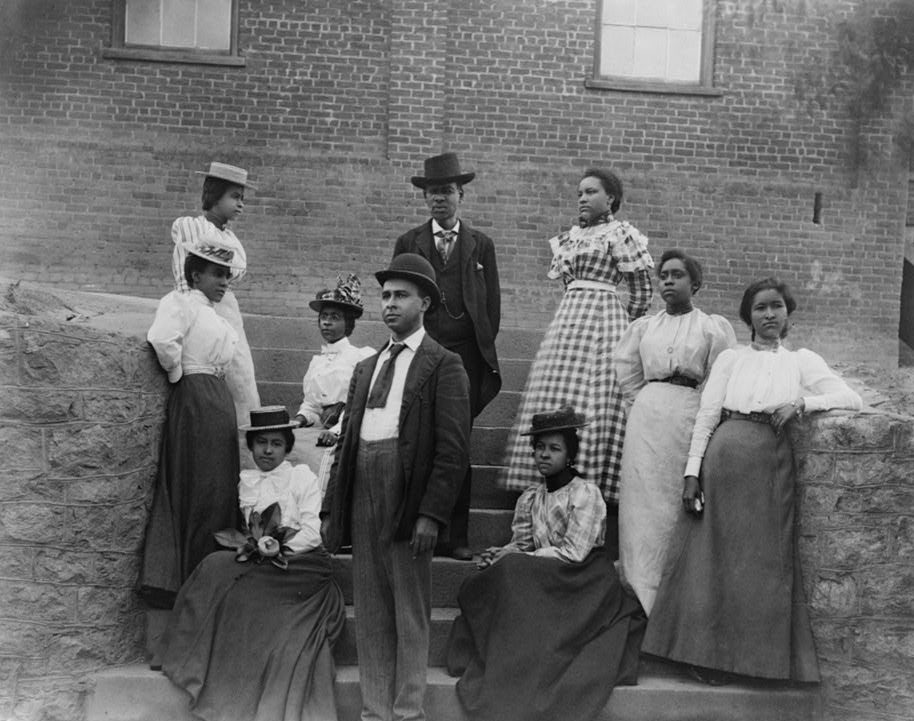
[146,289,238,383]
[360,326,425,441]
[296,337,375,426]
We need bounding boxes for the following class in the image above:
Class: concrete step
[86,663,821,721]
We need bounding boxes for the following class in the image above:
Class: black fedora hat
[239,405,299,431]
[520,406,589,436]
[410,152,476,190]
[375,253,441,308]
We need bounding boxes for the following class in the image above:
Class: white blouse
[685,344,863,477]
[147,290,238,383]
[238,461,322,554]
[296,337,375,426]
[171,215,247,291]
[614,309,737,405]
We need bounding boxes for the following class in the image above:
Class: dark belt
[721,409,773,425]
[655,374,699,389]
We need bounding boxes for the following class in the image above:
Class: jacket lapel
[414,221,436,262]
[456,222,477,273]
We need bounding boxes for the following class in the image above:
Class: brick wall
[0,0,910,360]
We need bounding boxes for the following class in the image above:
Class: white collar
[321,336,351,354]
[432,219,460,236]
[386,325,425,353]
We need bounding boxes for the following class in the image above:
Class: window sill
[585,77,723,97]
[102,47,246,67]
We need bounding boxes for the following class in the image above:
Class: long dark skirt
[161,549,345,721]
[140,374,240,606]
[446,549,646,721]
[642,418,820,681]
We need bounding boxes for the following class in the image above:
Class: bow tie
[435,230,457,262]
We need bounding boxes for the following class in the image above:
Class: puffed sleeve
[796,349,863,413]
[531,482,606,563]
[285,465,322,554]
[684,347,738,478]
[547,231,571,280]
[614,315,650,407]
[295,356,324,426]
[503,486,537,552]
[237,470,260,521]
[702,314,738,381]
[612,223,654,319]
[147,292,190,383]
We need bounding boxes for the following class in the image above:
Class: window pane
[197,0,232,50]
[632,26,667,79]
[162,0,196,48]
[637,0,672,28]
[667,29,701,82]
[603,0,636,25]
[600,25,635,77]
[125,0,161,46]
[669,0,703,30]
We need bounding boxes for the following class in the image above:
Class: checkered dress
[501,216,653,503]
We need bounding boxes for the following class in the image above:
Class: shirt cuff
[167,367,183,383]
[684,456,703,478]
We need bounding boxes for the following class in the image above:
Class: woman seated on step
[642,277,862,684]
[159,406,345,721]
[446,406,646,721]
[288,274,375,492]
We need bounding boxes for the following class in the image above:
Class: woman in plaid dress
[501,169,653,546]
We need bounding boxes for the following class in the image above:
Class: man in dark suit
[321,253,471,721]
[393,152,501,560]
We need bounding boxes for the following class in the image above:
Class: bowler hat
[410,152,475,190]
[520,406,589,436]
[309,273,365,317]
[375,253,441,308]
[195,161,257,189]
[239,406,299,431]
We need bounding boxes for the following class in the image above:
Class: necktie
[435,230,456,263]
[366,343,406,409]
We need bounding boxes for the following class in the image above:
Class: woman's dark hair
[529,427,581,465]
[245,428,296,453]
[184,253,216,287]
[201,176,242,211]
[658,248,703,293]
[582,168,623,214]
[739,277,797,339]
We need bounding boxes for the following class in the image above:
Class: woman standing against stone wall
[643,277,862,682]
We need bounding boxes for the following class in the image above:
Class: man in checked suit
[321,253,471,721]
[393,152,501,560]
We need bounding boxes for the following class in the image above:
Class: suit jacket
[393,220,501,412]
[320,333,471,551]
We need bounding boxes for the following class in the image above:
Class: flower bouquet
[214,502,299,570]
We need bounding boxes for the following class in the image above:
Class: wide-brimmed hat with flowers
[239,406,299,432]
[520,406,589,436]
[410,152,475,190]
[195,161,257,189]
[308,273,365,318]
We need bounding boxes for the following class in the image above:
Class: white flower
[257,536,281,558]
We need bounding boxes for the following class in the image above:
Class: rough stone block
[859,566,914,616]
[65,504,120,550]
[0,543,36,580]
[808,572,859,616]
[76,586,143,625]
[109,501,153,553]
[0,580,75,624]
[794,451,834,485]
[822,663,913,718]
[0,470,62,502]
[814,524,891,569]
[0,502,67,544]
[848,619,914,668]
[833,454,914,489]
[893,516,914,560]
[65,467,154,505]
[0,387,83,423]
[11,678,85,721]
[0,425,44,473]
[82,390,164,424]
[45,624,144,675]
[46,420,158,477]
[798,483,842,516]
[797,413,896,452]
[835,484,914,515]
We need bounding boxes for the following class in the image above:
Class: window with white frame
[593,0,715,92]
[105,0,243,65]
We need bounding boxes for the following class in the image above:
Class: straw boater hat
[195,161,257,189]
[520,406,589,436]
[239,406,299,432]
[410,152,475,190]
[184,235,242,270]
[375,253,441,309]
[308,273,365,318]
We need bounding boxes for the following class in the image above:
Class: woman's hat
[520,406,589,436]
[410,152,475,189]
[195,161,257,189]
[309,273,365,317]
[184,235,243,270]
[239,406,299,431]
[375,253,441,308]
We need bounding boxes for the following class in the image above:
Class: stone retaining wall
[0,284,912,720]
